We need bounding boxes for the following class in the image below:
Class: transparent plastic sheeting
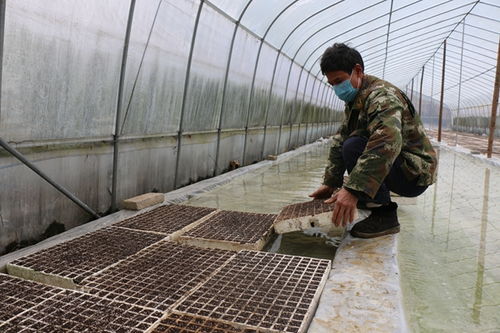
[1,0,498,141]
[1,0,129,141]
[0,0,335,142]
[211,0,498,127]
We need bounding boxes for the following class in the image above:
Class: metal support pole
[318,83,328,138]
[213,2,252,176]
[0,139,100,218]
[242,1,299,165]
[304,78,319,145]
[111,0,136,212]
[438,40,446,142]
[261,52,282,159]
[486,36,500,158]
[419,66,425,117]
[430,56,435,129]
[455,20,465,145]
[174,0,204,189]
[410,77,414,102]
[287,66,306,150]
[294,68,310,149]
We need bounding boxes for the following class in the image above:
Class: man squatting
[310,43,438,238]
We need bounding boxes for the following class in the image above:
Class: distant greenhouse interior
[0,0,498,258]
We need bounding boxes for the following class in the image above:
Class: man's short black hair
[320,43,364,75]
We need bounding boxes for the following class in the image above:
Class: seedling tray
[178,210,277,251]
[82,241,235,312]
[7,227,164,289]
[274,200,336,234]
[173,251,331,333]
[114,204,218,237]
[0,274,162,332]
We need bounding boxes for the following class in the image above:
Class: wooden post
[419,66,425,117]
[486,37,500,158]
[438,40,446,142]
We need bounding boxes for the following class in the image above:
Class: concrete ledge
[308,234,408,333]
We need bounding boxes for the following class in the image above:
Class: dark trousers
[342,136,427,204]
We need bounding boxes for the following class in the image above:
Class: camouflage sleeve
[344,89,404,198]
[323,122,347,188]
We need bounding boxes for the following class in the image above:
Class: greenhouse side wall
[0,0,342,254]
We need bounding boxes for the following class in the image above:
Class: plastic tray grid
[0,291,162,333]
[184,210,277,244]
[276,200,333,222]
[0,274,59,323]
[174,251,330,333]
[152,313,257,333]
[0,274,162,333]
[114,205,217,234]
[83,242,235,312]
[10,227,164,283]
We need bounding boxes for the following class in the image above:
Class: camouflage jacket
[323,75,437,199]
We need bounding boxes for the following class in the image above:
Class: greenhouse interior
[0,0,499,332]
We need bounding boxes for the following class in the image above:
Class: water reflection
[398,149,500,332]
[472,168,490,324]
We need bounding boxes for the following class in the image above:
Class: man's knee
[342,136,368,172]
[342,136,367,160]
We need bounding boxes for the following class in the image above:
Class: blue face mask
[333,72,359,102]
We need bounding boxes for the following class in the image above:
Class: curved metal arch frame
[303,1,474,76]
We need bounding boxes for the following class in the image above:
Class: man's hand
[324,188,358,227]
[309,185,336,199]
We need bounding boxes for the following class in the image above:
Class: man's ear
[353,63,363,74]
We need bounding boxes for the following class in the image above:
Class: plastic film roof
[208,0,500,109]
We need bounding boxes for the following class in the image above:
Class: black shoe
[350,202,400,238]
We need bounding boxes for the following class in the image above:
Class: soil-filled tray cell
[82,242,235,312]
[174,251,330,333]
[273,200,338,234]
[179,210,277,251]
[0,289,162,332]
[7,227,164,288]
[152,313,257,332]
[276,200,333,222]
[114,204,217,235]
[0,274,59,324]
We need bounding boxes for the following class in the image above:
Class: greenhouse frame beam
[438,40,447,142]
[259,0,302,161]
[174,0,204,189]
[382,0,394,79]
[111,0,136,212]
[240,0,299,164]
[293,0,388,68]
[275,0,344,154]
[487,37,499,158]
[303,0,469,73]
[419,66,425,116]
[464,23,498,35]
[354,21,457,54]
[213,0,252,177]
[454,21,466,145]
[407,0,480,87]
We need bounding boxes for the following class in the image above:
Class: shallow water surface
[398,149,500,332]
[184,143,341,260]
